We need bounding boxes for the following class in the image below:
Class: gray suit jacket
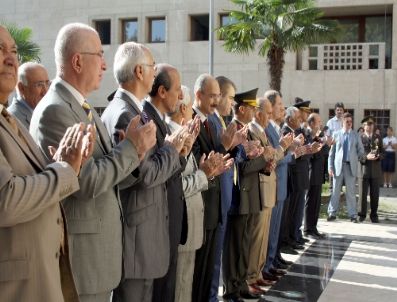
[167,121,207,252]
[0,111,80,302]
[30,80,140,295]
[8,97,32,129]
[101,89,181,279]
[329,129,365,177]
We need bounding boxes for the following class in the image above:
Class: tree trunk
[267,44,285,92]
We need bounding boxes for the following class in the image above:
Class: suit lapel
[143,101,168,145]
[249,122,268,147]
[1,116,45,171]
[55,81,109,154]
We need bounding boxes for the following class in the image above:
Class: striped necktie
[1,107,19,133]
[218,115,226,130]
[82,101,93,122]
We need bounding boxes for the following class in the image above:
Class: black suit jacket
[191,109,225,230]
[360,133,384,179]
[143,101,188,246]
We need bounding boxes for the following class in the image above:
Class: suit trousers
[175,250,196,302]
[289,188,308,242]
[152,240,178,302]
[328,163,357,218]
[222,213,256,298]
[247,209,272,284]
[80,291,111,302]
[263,197,286,273]
[304,184,322,232]
[280,194,292,246]
[112,279,153,302]
[359,177,380,219]
[192,225,219,302]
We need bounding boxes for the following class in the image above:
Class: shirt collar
[119,88,143,112]
[58,77,85,106]
[251,119,264,133]
[165,118,182,133]
[193,105,207,123]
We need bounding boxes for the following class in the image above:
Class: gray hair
[180,85,192,106]
[17,62,46,86]
[264,90,280,106]
[285,106,299,122]
[54,23,98,75]
[194,73,212,95]
[257,97,269,111]
[113,42,149,84]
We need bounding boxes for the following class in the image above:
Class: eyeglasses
[32,80,51,89]
[80,50,105,58]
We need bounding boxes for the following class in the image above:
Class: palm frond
[0,21,41,63]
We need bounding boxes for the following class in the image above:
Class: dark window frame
[148,16,166,43]
[190,14,210,41]
[93,19,111,45]
[121,18,138,43]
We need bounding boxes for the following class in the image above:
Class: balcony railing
[302,42,385,71]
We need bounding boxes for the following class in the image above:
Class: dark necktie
[203,119,213,144]
[343,132,349,162]
[141,110,149,124]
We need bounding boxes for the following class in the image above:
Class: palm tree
[218,0,340,91]
[1,22,41,63]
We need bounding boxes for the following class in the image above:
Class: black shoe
[277,256,293,265]
[296,237,309,245]
[290,243,304,250]
[371,217,379,223]
[359,216,365,222]
[351,217,358,223]
[275,262,289,270]
[305,230,325,240]
[269,268,287,276]
[240,290,264,300]
[262,271,279,282]
[280,245,298,255]
[327,215,336,221]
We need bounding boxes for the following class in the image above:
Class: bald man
[8,62,50,128]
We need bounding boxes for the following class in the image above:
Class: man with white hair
[30,23,157,302]
[101,42,184,302]
[167,85,223,302]
[8,62,50,128]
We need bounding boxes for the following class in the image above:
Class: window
[190,14,209,41]
[311,108,320,114]
[219,13,237,40]
[122,19,138,42]
[148,17,166,43]
[363,109,390,134]
[94,107,106,117]
[93,20,111,45]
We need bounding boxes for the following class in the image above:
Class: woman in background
[382,126,397,188]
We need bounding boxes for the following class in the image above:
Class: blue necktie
[343,132,349,162]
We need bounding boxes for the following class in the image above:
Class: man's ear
[17,82,26,98]
[180,103,186,114]
[158,85,167,99]
[135,65,144,81]
[71,53,83,73]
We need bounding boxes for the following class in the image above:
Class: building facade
[1,0,396,133]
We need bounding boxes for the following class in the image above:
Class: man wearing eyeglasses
[30,23,157,302]
[8,62,50,129]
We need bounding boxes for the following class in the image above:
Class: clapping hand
[48,123,85,175]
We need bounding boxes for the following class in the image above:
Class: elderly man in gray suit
[8,62,50,128]
[0,24,92,302]
[328,112,365,222]
[30,23,157,302]
[101,42,186,302]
